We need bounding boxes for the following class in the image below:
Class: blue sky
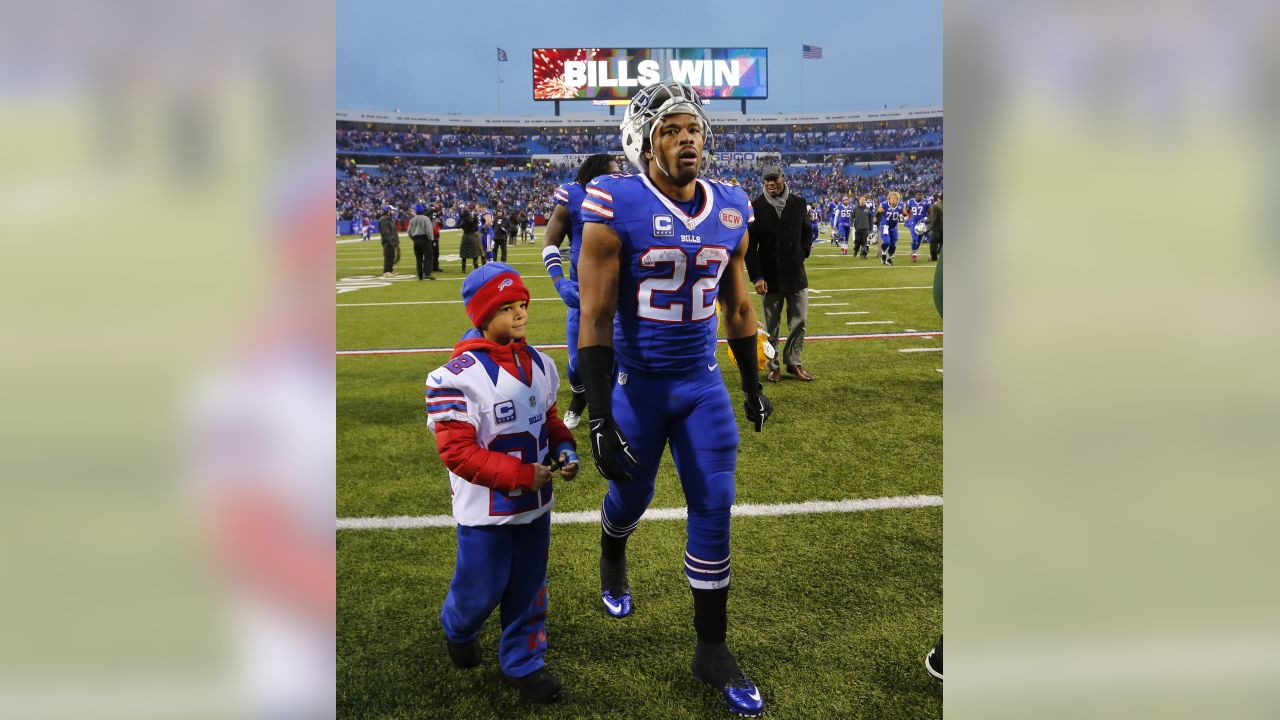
[337,0,941,116]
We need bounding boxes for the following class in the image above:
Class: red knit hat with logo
[460,262,530,328]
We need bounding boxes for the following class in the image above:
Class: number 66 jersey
[580,174,754,374]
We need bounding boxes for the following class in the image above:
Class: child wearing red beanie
[424,262,579,704]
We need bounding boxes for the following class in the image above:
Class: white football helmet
[620,81,713,174]
[915,222,929,234]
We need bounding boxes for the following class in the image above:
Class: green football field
[337,227,943,719]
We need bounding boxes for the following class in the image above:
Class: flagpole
[801,52,805,112]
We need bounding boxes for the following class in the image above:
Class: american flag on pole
[802,44,823,59]
[497,47,508,62]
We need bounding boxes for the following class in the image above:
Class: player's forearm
[721,298,757,340]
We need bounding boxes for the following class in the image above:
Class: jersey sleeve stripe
[585,187,612,201]
[426,387,465,398]
[427,401,468,413]
[581,199,613,218]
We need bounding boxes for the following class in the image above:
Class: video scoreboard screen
[532,48,768,101]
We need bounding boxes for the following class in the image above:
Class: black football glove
[743,383,773,432]
[588,416,638,483]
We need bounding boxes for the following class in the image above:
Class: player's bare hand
[531,464,553,489]
[753,279,768,295]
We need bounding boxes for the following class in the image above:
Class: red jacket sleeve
[545,402,575,452]
[434,420,534,493]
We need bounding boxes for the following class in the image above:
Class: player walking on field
[542,153,621,430]
[578,80,772,718]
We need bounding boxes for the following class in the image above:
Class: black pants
[929,234,942,261]
[382,243,397,273]
[411,235,433,278]
[432,234,442,271]
[494,236,508,262]
[853,228,869,257]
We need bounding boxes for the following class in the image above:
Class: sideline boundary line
[337,494,943,530]
[337,330,943,356]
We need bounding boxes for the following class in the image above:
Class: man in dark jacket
[853,194,872,259]
[926,193,943,261]
[378,205,399,277]
[745,166,815,383]
[492,205,512,262]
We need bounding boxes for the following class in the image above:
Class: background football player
[542,153,621,429]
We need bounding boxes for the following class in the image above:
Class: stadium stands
[335,108,942,228]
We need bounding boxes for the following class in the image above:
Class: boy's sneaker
[446,637,481,669]
[502,667,563,704]
[926,636,943,681]
[692,642,765,718]
[563,410,581,429]
[600,556,633,618]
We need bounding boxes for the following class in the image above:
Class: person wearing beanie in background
[378,205,399,277]
[424,262,580,705]
[408,203,436,281]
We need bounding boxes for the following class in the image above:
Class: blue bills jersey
[880,201,906,228]
[580,174,754,375]
[837,202,853,226]
[907,198,931,222]
[552,182,590,281]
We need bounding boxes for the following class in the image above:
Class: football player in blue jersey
[577,80,771,718]
[905,190,932,262]
[807,203,820,245]
[542,153,622,430]
[880,190,906,265]
[825,197,839,245]
[836,196,853,255]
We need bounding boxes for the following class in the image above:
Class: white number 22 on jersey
[637,246,730,323]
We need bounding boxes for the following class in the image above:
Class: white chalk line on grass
[337,330,942,355]
[340,286,930,307]
[809,303,849,307]
[337,494,943,530]
[846,320,896,325]
[900,347,944,353]
[826,311,869,315]
[339,296,563,307]
[812,286,932,293]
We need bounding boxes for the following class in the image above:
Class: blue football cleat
[600,555,632,618]
[718,676,765,718]
[600,588,632,618]
[692,643,765,717]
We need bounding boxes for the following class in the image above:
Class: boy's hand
[557,450,580,480]
[531,464,553,490]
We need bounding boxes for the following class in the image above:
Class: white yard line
[808,303,850,307]
[846,320,896,325]
[339,296,563,307]
[825,311,869,315]
[900,347,944,353]
[812,286,932,292]
[337,494,943,530]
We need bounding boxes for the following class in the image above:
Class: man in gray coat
[745,166,815,383]
[408,204,436,280]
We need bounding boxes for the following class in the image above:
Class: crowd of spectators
[336,159,565,222]
[336,156,942,226]
[335,120,943,157]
